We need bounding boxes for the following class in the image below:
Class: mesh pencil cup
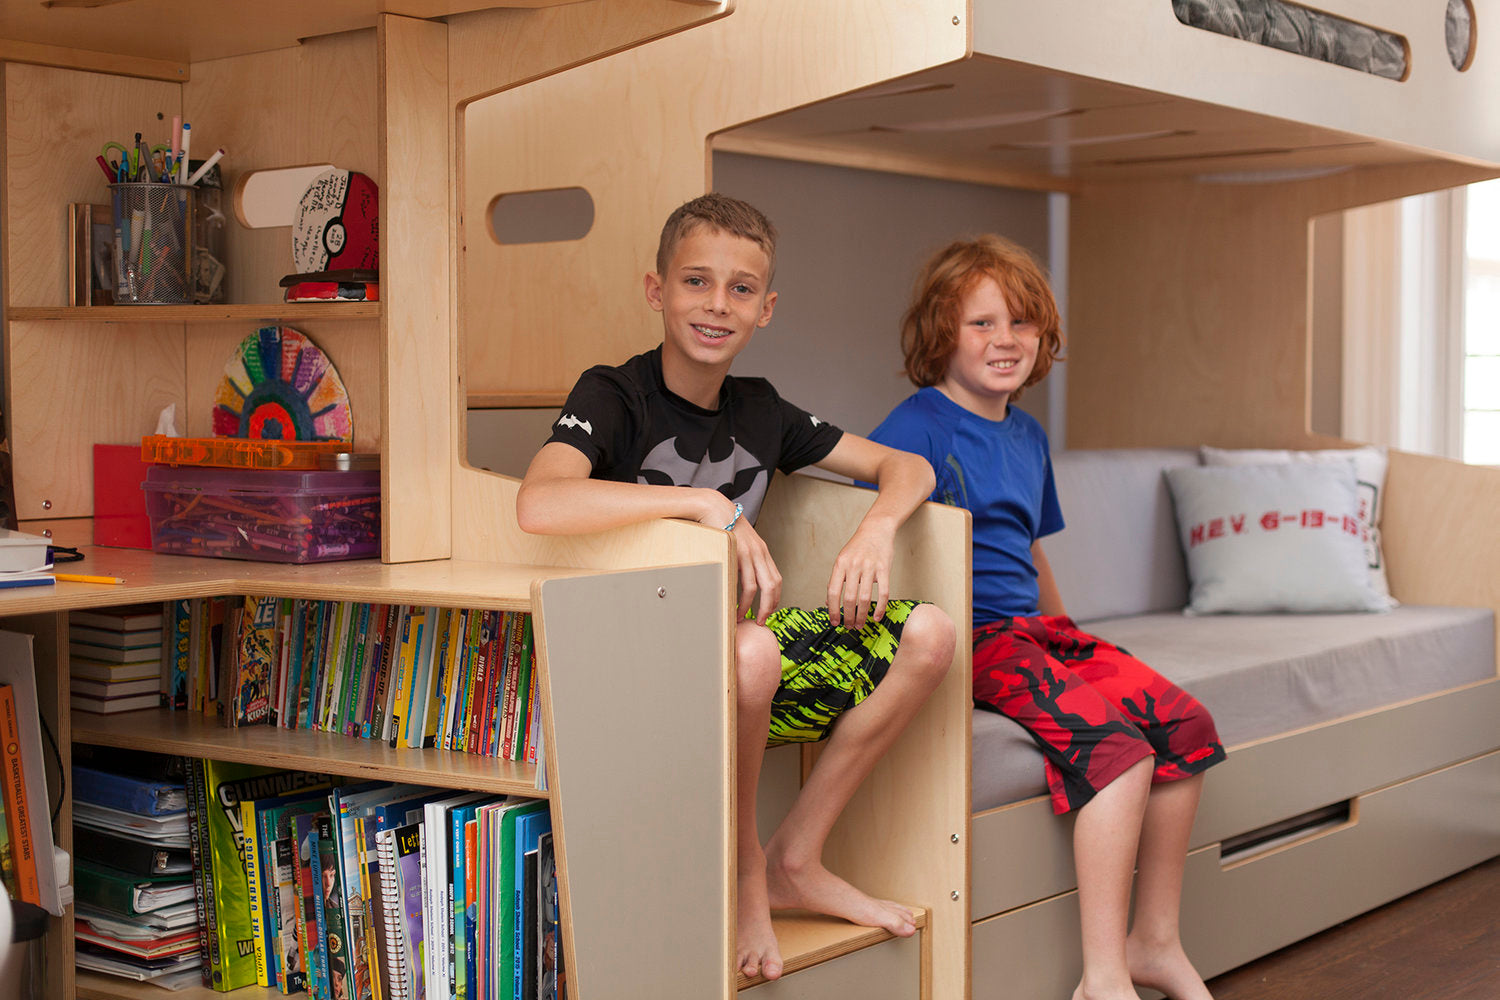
[110,182,195,304]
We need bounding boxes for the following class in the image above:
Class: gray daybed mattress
[972,604,1496,813]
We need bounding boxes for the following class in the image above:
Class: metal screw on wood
[951,833,960,843]
[657,587,667,598]
[952,15,961,25]
[951,890,960,900]
[41,499,51,510]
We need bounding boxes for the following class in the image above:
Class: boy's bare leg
[1072,756,1152,1000]
[763,604,954,936]
[1126,774,1214,1000]
[736,622,785,980]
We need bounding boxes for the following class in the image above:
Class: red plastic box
[93,444,152,549]
[143,466,380,563]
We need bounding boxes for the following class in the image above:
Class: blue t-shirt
[869,387,1063,626]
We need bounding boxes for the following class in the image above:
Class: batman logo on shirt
[638,436,770,521]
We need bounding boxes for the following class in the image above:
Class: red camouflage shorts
[972,615,1226,814]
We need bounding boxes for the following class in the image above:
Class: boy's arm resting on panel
[515,442,734,534]
[515,442,785,625]
[1032,541,1068,619]
[813,434,938,630]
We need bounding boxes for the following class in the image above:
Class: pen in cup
[186,147,225,186]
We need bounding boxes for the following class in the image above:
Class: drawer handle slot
[1220,800,1352,866]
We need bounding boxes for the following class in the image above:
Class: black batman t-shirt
[545,347,843,524]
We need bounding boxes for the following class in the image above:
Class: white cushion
[1164,463,1389,615]
[1200,445,1395,607]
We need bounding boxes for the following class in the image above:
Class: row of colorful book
[71,747,200,989]
[72,751,564,999]
[68,599,544,769]
[189,759,562,999]
[218,600,541,768]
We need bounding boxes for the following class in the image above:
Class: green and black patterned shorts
[763,599,924,746]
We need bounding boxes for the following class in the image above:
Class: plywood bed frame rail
[1382,451,1500,661]
[969,0,1500,168]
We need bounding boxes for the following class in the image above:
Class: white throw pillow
[1200,445,1395,607]
[1164,462,1390,615]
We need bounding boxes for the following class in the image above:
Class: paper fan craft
[212,326,353,441]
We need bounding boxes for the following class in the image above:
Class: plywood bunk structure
[0,3,968,1000]
[455,0,1500,998]
[1,2,1497,1000]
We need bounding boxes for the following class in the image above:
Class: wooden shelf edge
[735,906,930,990]
[77,971,270,1000]
[0,548,608,616]
[7,303,381,323]
[73,708,546,798]
[467,391,568,409]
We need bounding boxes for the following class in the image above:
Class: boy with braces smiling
[516,194,956,982]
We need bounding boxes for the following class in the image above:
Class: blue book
[72,764,186,816]
[450,802,482,1000]
[371,788,451,834]
[295,811,330,1000]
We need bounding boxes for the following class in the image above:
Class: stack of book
[0,527,54,591]
[72,747,201,989]
[185,759,559,1000]
[70,604,165,714]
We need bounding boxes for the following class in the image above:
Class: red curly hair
[900,235,1064,400]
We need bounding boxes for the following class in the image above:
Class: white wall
[467,153,1054,477]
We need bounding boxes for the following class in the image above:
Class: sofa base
[972,748,1500,998]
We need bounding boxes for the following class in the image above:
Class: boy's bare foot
[1126,935,1214,1000]
[764,849,917,938]
[738,848,783,981]
[1070,984,1144,1000]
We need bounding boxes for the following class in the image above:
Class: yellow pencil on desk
[54,573,125,585]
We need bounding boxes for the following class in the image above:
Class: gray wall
[467,152,1053,477]
[714,152,1052,443]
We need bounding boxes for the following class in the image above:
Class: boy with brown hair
[516,193,955,981]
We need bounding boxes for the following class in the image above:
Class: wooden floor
[1205,857,1500,1000]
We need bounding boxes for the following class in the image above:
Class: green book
[74,859,193,916]
[497,801,547,994]
[200,759,331,992]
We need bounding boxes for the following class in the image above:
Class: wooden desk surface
[0,546,605,616]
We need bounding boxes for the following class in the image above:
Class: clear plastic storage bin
[143,466,380,563]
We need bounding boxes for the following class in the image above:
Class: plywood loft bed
[453,1,1500,998]
[0,2,1496,999]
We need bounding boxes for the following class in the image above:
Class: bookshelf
[70,709,542,799]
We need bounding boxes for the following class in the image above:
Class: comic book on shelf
[227,594,280,727]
